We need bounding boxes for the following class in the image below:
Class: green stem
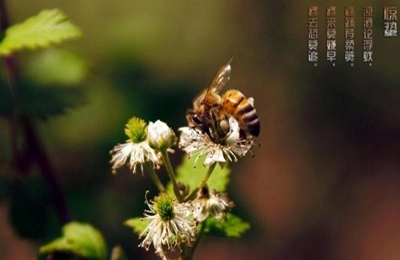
[161,150,182,202]
[144,162,165,193]
[182,222,206,260]
[180,244,188,260]
[185,163,216,202]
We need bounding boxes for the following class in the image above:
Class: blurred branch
[21,118,71,223]
[1,0,19,161]
[0,0,10,30]
[0,0,71,224]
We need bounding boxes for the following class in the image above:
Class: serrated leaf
[167,156,230,195]
[19,85,86,120]
[124,217,151,236]
[204,213,250,238]
[0,9,81,56]
[38,222,107,260]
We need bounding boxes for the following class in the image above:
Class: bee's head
[186,110,203,128]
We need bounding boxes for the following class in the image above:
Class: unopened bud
[147,120,176,151]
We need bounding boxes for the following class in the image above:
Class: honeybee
[186,61,260,142]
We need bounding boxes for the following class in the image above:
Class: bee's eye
[192,114,202,125]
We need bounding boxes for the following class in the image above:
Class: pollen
[154,194,175,221]
[125,117,147,143]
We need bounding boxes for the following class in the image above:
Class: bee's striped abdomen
[222,90,260,137]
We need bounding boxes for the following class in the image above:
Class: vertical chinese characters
[344,6,355,66]
[326,6,336,65]
[363,6,373,65]
[308,6,318,66]
[384,6,397,37]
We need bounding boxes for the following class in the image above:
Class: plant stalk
[161,150,183,202]
[144,162,165,193]
[185,163,216,201]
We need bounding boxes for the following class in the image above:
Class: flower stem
[182,222,206,259]
[144,162,165,193]
[185,163,216,201]
[161,150,183,202]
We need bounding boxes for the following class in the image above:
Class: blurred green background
[1,0,400,259]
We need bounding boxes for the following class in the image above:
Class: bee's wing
[208,61,232,93]
[202,60,232,105]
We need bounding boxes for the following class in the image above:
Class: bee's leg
[219,119,230,136]
[239,129,247,140]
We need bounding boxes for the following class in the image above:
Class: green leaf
[204,213,250,238]
[24,49,89,86]
[167,156,230,195]
[19,85,86,119]
[0,9,82,56]
[1,49,88,119]
[124,217,151,236]
[38,222,107,260]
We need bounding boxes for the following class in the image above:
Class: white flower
[139,193,197,260]
[148,120,176,151]
[110,117,161,174]
[178,117,254,167]
[110,141,161,174]
[192,186,234,222]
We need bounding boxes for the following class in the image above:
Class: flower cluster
[111,114,256,259]
[110,62,258,260]
[110,118,175,174]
